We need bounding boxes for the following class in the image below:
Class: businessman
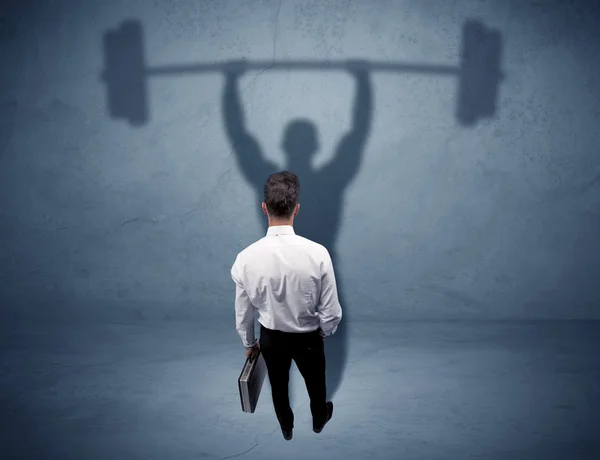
[231,171,343,441]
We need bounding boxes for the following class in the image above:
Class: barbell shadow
[101,18,504,127]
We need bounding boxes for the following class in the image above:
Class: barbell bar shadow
[145,60,459,75]
[102,19,503,127]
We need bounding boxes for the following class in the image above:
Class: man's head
[262,171,300,225]
[281,119,318,164]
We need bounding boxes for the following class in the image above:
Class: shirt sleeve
[317,256,343,337]
[231,257,257,348]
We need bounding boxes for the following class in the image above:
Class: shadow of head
[281,119,319,164]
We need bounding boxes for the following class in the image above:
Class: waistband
[260,323,320,336]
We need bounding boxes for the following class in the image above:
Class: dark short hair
[263,171,300,219]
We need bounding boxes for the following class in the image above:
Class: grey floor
[1,318,599,460]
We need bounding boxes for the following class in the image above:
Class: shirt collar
[266,225,295,236]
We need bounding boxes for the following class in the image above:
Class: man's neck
[268,221,293,227]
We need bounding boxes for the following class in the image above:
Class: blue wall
[1,0,599,322]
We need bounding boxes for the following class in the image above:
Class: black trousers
[259,323,327,431]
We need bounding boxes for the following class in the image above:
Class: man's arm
[320,67,373,186]
[222,69,278,189]
[317,257,343,337]
[231,259,257,348]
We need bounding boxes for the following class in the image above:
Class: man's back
[231,225,342,337]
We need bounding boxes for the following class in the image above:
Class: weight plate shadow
[102,20,148,126]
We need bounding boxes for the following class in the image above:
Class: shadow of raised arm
[222,70,278,190]
[319,68,373,187]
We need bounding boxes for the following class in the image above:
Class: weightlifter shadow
[222,62,372,400]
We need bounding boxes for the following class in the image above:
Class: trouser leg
[260,325,294,431]
[292,330,327,427]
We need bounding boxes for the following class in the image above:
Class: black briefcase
[238,350,267,413]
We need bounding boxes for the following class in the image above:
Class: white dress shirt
[231,225,343,348]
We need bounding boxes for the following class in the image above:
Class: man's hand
[222,59,249,79]
[245,343,259,359]
[345,59,370,75]
[318,328,325,342]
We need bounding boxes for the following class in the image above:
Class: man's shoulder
[235,237,267,260]
[284,235,331,266]
[294,235,328,254]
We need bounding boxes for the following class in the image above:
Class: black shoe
[313,401,333,433]
[282,428,293,441]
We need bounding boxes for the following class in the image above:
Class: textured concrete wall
[1,0,599,321]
